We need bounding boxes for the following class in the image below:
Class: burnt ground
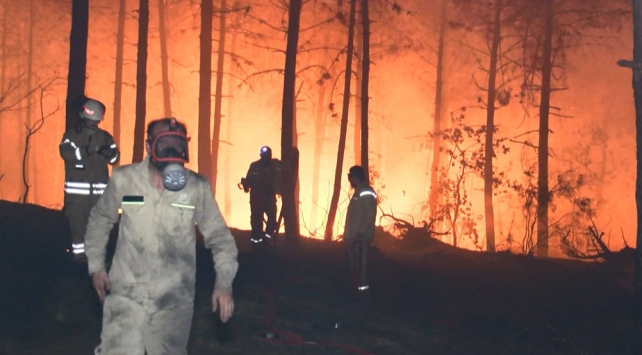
[0,199,639,355]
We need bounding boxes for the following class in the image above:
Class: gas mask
[149,129,190,191]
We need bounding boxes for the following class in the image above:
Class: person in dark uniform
[59,98,119,262]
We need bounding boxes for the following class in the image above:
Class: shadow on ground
[0,199,638,354]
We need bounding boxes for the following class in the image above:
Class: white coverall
[85,157,238,355]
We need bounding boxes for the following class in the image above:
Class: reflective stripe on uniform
[75,164,85,169]
[72,243,85,254]
[359,191,377,198]
[64,187,91,195]
[171,203,195,209]
[75,147,82,160]
[65,182,91,188]
[251,237,263,243]
[109,153,119,164]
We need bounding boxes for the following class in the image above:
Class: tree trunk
[1,0,7,94]
[360,0,370,181]
[353,4,362,166]
[311,81,327,235]
[159,0,172,117]
[211,0,226,195]
[324,0,356,242]
[25,0,34,202]
[113,0,126,163]
[484,0,501,253]
[65,0,89,131]
[223,13,240,221]
[631,0,642,330]
[429,0,447,226]
[198,0,213,179]
[132,0,149,163]
[536,0,553,257]
[281,0,303,240]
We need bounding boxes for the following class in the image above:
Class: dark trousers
[348,239,370,288]
[64,194,101,254]
[250,196,277,241]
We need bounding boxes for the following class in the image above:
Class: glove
[98,145,114,157]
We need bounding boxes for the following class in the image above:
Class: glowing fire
[0,1,635,254]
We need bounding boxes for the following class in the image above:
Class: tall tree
[198,0,213,180]
[113,0,126,160]
[65,0,89,131]
[535,0,553,257]
[483,0,502,252]
[353,4,362,166]
[132,0,149,163]
[311,76,327,235]
[360,0,370,181]
[159,0,172,116]
[1,0,7,93]
[624,0,642,331]
[25,0,35,202]
[429,0,447,231]
[211,0,227,195]
[281,0,303,240]
[324,0,357,241]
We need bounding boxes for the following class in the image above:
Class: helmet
[79,99,106,121]
[260,146,272,157]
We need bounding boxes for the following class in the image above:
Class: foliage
[422,107,511,249]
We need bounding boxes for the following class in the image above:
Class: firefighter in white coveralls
[59,98,119,261]
[344,165,377,292]
[85,118,238,355]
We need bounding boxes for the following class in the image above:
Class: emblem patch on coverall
[179,192,189,204]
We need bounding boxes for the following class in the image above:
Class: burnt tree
[113,0,126,162]
[198,0,213,179]
[324,0,357,242]
[159,0,172,116]
[65,0,88,130]
[360,0,370,181]
[281,0,303,240]
[132,0,149,163]
[211,0,227,195]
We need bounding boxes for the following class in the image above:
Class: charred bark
[484,0,502,253]
[132,0,149,163]
[429,0,447,225]
[627,0,642,333]
[211,0,227,195]
[360,0,370,181]
[25,0,34,202]
[65,0,88,131]
[353,6,362,166]
[198,0,213,179]
[159,0,172,116]
[311,81,327,234]
[536,0,553,257]
[324,0,356,242]
[281,0,302,240]
[113,0,126,163]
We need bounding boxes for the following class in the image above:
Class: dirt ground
[0,200,638,354]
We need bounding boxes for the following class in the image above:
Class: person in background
[59,97,119,262]
[343,165,377,292]
[241,146,282,245]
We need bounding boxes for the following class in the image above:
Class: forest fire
[0,0,635,258]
